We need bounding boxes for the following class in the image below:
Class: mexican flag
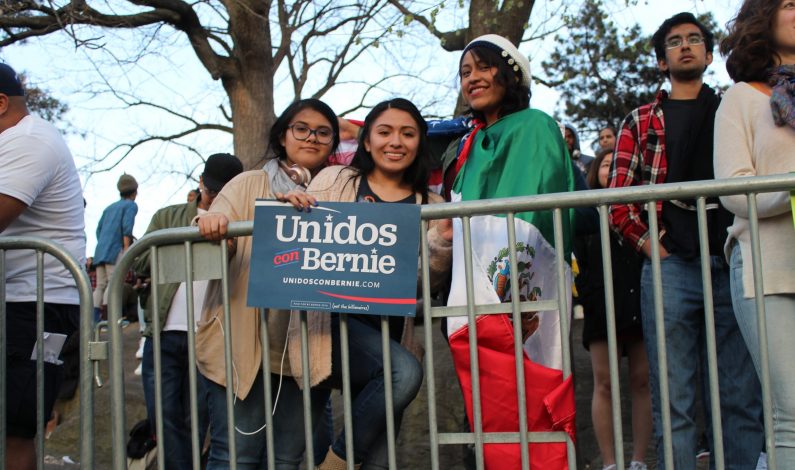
[446,109,577,469]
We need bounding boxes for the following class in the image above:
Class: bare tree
[385,0,574,113]
[388,0,537,49]
[0,0,401,169]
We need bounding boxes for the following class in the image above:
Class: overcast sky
[1,0,739,254]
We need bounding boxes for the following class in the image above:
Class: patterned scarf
[454,119,486,174]
[768,64,795,129]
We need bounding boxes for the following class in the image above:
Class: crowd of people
[2,0,795,469]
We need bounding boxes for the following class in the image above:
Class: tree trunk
[447,0,537,115]
[467,0,534,46]
[436,0,536,51]
[223,0,276,170]
[224,75,275,170]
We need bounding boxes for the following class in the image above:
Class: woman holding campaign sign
[279,97,452,470]
[195,98,339,469]
[443,34,578,468]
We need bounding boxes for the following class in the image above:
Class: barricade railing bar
[420,173,792,470]
[103,173,795,470]
[0,236,95,470]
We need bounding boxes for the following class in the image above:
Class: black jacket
[574,230,643,350]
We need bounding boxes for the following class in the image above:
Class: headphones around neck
[278,159,312,187]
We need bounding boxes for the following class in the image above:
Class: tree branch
[386,0,467,50]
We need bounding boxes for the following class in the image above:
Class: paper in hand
[30,332,68,365]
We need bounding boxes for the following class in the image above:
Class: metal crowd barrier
[104,173,795,470]
[0,236,95,469]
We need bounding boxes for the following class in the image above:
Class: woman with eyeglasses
[715,0,795,466]
[279,98,452,469]
[195,98,339,469]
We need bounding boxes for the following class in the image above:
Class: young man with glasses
[608,12,764,470]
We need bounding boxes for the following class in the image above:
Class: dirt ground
[41,317,713,469]
[43,322,147,469]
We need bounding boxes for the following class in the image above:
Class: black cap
[0,63,24,97]
[202,153,243,193]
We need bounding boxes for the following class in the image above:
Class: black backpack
[126,418,156,459]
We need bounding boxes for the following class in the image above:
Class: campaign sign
[247,200,421,316]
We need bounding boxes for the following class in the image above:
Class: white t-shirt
[162,280,210,332]
[163,208,208,332]
[0,115,86,304]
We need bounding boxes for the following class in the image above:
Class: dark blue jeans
[324,315,423,467]
[313,399,334,463]
[141,332,209,469]
[202,369,328,470]
[640,254,763,470]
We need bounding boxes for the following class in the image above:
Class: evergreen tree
[20,74,68,125]
[542,0,659,139]
[543,1,725,146]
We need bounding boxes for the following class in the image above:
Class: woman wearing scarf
[715,0,795,466]
[445,34,577,469]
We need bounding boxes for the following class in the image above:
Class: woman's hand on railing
[196,214,237,258]
[197,213,229,241]
[275,191,318,212]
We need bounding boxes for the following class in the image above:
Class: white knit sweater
[714,82,795,297]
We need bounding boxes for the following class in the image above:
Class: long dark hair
[266,98,340,165]
[350,98,431,200]
[459,46,530,122]
[586,147,613,189]
[721,0,784,82]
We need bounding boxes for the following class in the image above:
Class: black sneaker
[127,419,156,459]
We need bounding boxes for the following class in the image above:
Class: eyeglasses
[665,34,705,49]
[288,123,334,145]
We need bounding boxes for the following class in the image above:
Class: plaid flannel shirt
[608,89,668,252]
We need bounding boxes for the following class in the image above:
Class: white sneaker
[602,465,616,470]
[134,362,143,376]
[135,337,145,359]
[629,462,648,470]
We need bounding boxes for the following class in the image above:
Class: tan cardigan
[194,170,294,400]
[195,167,452,399]
[287,165,452,388]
